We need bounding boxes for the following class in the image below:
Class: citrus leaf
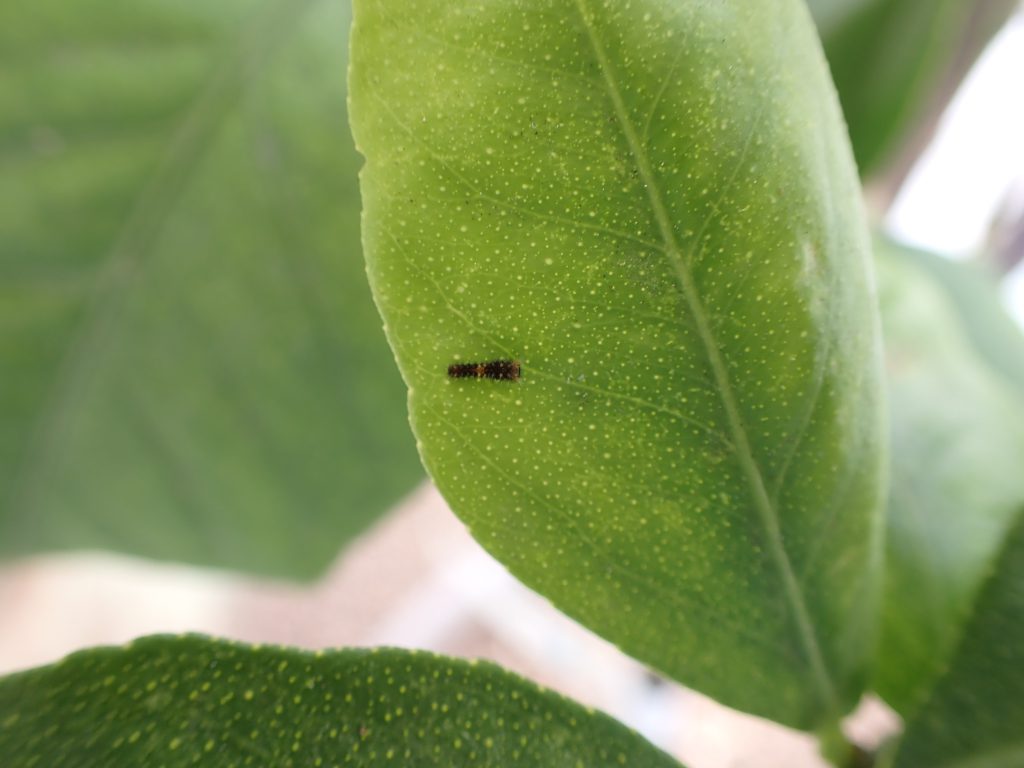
[349,0,885,728]
[890,245,1024,398]
[873,238,1024,713]
[0,0,422,578]
[0,635,682,767]
[806,0,1017,176]
[892,511,1024,768]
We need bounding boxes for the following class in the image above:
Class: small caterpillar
[447,359,521,381]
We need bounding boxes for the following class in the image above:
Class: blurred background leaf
[873,236,1024,714]
[891,510,1024,768]
[806,0,1018,179]
[0,0,422,579]
[893,245,1024,394]
[0,635,684,767]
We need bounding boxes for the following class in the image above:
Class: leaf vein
[572,0,839,714]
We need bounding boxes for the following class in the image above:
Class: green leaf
[0,0,422,578]
[350,0,885,728]
[892,511,1024,768]
[805,0,868,35]
[891,245,1024,398]
[873,239,1024,713]
[0,635,682,768]
[806,0,1017,176]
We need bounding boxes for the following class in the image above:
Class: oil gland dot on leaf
[447,360,522,381]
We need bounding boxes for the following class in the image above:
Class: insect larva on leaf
[447,360,521,381]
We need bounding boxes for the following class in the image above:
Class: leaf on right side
[895,246,1024,396]
[892,511,1024,768]
[874,237,1024,714]
[805,0,1017,176]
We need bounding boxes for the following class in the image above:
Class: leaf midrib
[572,0,839,715]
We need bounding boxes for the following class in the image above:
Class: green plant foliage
[0,635,682,767]
[892,512,1024,768]
[806,0,1017,176]
[805,0,870,34]
[0,0,422,578]
[350,0,885,729]
[873,239,1024,714]
[894,246,1024,397]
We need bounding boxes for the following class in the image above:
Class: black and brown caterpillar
[447,359,521,381]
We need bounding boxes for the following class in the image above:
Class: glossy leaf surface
[874,239,1024,713]
[0,0,422,577]
[0,635,681,767]
[350,0,885,728]
[893,512,1024,768]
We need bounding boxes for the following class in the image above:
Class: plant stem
[818,722,877,768]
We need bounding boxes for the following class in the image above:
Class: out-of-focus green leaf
[873,238,1024,714]
[0,0,422,578]
[350,0,885,729]
[806,0,872,35]
[806,0,1017,176]
[895,245,1024,397]
[0,635,683,767]
[892,511,1024,768]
